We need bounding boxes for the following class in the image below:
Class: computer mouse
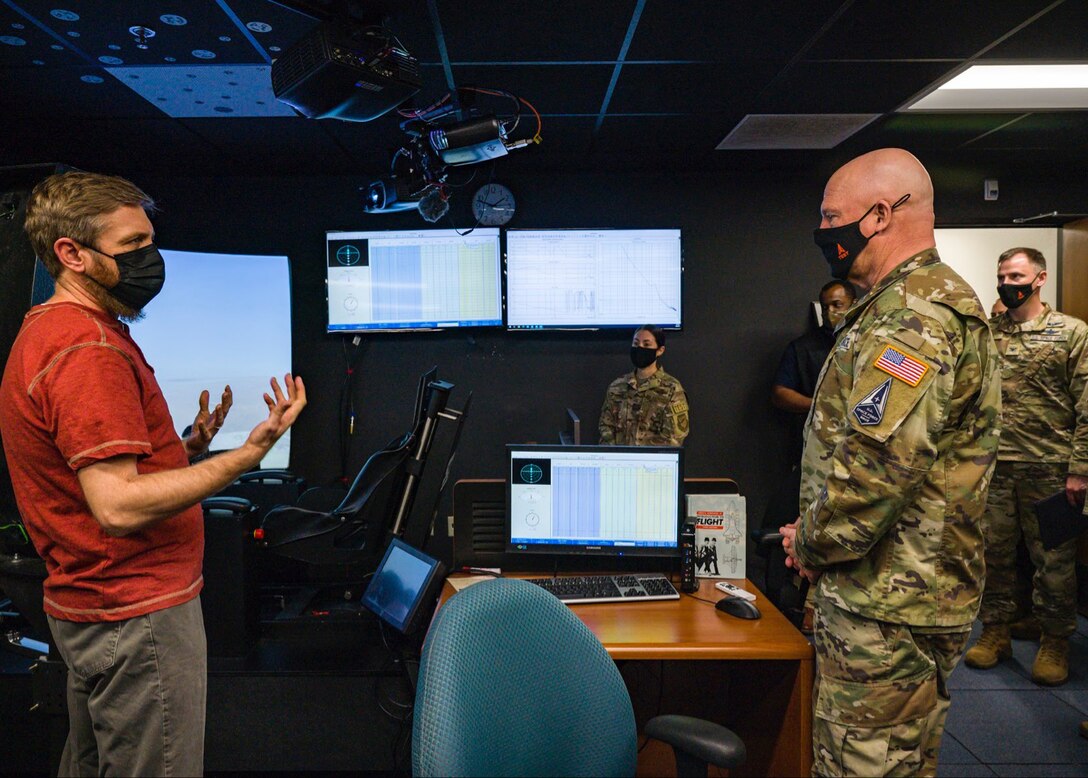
[715,595,761,620]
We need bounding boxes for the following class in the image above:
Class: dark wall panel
[134,168,827,557]
[5,153,1085,566]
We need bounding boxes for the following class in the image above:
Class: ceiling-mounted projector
[272,23,421,122]
[362,176,421,212]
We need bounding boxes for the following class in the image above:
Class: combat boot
[1031,634,1069,686]
[963,624,1012,669]
[1010,614,1041,640]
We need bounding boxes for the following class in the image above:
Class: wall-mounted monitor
[507,444,683,559]
[505,228,683,330]
[326,228,502,332]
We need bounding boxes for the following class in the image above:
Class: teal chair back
[412,578,637,777]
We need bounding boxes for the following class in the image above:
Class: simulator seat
[258,431,415,565]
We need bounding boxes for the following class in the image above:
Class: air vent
[716,114,881,150]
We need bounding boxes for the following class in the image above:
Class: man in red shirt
[0,171,306,776]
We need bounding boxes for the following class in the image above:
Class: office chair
[413,578,745,778]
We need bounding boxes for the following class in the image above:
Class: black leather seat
[258,432,415,565]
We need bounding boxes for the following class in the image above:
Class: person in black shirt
[771,280,857,458]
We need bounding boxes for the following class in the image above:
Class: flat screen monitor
[505,228,683,330]
[507,444,683,558]
[361,537,447,634]
[326,228,502,332]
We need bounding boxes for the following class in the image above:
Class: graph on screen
[508,446,681,551]
[506,229,682,329]
[551,464,677,542]
[327,228,502,331]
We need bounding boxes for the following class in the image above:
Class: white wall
[935,227,1059,312]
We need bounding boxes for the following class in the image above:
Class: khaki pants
[812,591,969,777]
[48,596,207,777]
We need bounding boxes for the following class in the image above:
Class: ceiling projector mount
[363,86,543,222]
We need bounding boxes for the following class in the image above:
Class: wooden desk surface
[443,575,812,662]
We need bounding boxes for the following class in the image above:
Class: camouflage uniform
[794,249,1001,777]
[598,368,689,446]
[978,306,1088,637]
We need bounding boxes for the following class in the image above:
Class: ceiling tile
[760,61,957,114]
[982,0,1088,59]
[595,115,736,155]
[14,0,269,66]
[435,0,635,63]
[629,0,844,61]
[0,65,163,119]
[448,64,614,117]
[804,0,1059,60]
[608,61,780,114]
[107,63,296,117]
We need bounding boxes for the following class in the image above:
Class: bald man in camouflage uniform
[963,247,1088,686]
[599,325,689,446]
[781,149,1000,777]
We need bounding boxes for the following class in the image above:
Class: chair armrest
[645,714,746,773]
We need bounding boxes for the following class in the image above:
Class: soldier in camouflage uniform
[780,149,1001,777]
[598,325,689,446]
[963,247,1088,686]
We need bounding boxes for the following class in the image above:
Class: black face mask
[91,243,166,311]
[630,346,658,369]
[997,279,1039,310]
[812,194,910,280]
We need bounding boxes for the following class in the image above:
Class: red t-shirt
[0,302,203,622]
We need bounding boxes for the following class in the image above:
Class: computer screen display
[326,228,502,332]
[505,228,683,330]
[507,445,683,557]
[361,537,447,633]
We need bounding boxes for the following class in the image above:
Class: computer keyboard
[525,573,680,604]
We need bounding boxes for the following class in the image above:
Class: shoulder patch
[852,378,891,427]
[873,345,929,386]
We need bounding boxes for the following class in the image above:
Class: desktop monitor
[507,444,683,558]
[505,228,683,330]
[326,227,502,332]
[361,537,447,634]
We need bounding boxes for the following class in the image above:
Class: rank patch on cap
[873,345,929,386]
[853,378,891,426]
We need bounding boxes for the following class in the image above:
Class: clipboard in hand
[1034,490,1087,550]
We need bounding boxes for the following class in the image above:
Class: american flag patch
[873,345,929,386]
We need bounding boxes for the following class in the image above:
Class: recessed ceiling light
[904,64,1088,111]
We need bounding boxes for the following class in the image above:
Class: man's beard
[83,265,143,322]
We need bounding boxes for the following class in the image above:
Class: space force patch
[852,378,892,426]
